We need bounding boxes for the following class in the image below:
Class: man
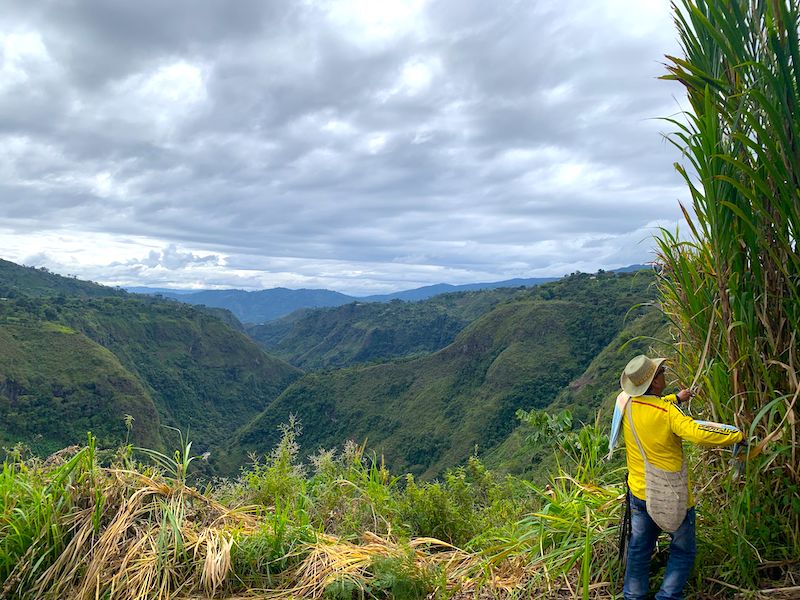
[608,355,742,600]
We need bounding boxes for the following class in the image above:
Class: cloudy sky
[1,0,688,295]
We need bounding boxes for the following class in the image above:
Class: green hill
[0,259,124,299]
[0,320,162,453]
[247,287,525,370]
[484,308,670,478]
[223,271,657,477]
[0,262,302,469]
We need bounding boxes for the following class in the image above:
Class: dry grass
[22,468,260,600]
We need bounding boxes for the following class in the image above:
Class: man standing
[612,355,742,600]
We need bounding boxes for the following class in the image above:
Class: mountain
[220,270,657,478]
[134,288,356,324]
[359,277,559,302]
[0,261,301,467]
[483,308,669,478]
[609,264,649,273]
[128,267,647,324]
[125,286,199,295]
[247,287,528,371]
[0,319,163,453]
[2,258,658,481]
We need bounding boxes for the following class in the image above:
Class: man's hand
[676,388,696,403]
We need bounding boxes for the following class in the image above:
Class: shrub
[307,441,400,539]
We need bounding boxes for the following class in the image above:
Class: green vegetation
[0,263,301,468]
[247,287,525,370]
[0,425,631,600]
[0,319,162,453]
[0,259,124,299]
[0,259,657,481]
[655,0,800,586]
[487,309,669,478]
[225,271,657,478]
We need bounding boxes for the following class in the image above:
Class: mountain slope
[0,259,124,299]
[142,288,355,324]
[0,261,302,468]
[483,308,670,478]
[0,320,163,453]
[223,271,656,477]
[58,297,303,455]
[247,287,526,370]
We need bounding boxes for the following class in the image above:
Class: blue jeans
[624,494,696,600]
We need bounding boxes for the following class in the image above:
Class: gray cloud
[0,0,687,294]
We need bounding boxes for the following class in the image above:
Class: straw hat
[620,355,666,396]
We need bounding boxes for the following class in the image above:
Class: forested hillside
[486,309,668,477]
[0,259,124,299]
[0,262,301,465]
[247,287,525,370]
[1,259,659,481]
[224,271,658,477]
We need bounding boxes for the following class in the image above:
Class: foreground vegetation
[4,408,795,600]
[657,0,800,588]
[0,421,751,600]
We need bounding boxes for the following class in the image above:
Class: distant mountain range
[127,266,647,324]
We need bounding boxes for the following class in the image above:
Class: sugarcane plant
[657,0,800,585]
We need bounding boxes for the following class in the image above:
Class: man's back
[623,394,685,501]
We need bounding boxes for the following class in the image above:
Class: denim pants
[624,494,696,600]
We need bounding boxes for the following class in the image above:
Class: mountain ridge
[127,266,647,324]
[220,270,658,478]
[1,258,658,481]
[0,260,302,467]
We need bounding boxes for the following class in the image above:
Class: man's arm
[668,403,743,446]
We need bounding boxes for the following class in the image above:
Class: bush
[397,457,528,547]
[239,417,306,509]
[307,441,400,539]
[230,512,314,589]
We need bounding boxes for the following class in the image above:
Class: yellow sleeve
[661,393,679,404]
[668,403,743,446]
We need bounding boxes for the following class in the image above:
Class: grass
[2,399,798,600]
[657,0,800,586]
[0,424,633,600]
[7,417,785,600]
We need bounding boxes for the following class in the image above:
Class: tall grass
[657,0,800,586]
[1,422,636,599]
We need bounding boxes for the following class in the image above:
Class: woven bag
[626,399,688,532]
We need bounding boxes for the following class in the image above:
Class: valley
[0,259,660,479]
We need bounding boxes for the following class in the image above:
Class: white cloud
[106,60,208,138]
[0,0,689,294]
[322,0,430,47]
[0,31,51,89]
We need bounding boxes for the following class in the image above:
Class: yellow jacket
[623,394,742,503]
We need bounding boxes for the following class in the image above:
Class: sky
[0,0,688,296]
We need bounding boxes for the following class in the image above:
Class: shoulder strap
[625,397,651,468]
